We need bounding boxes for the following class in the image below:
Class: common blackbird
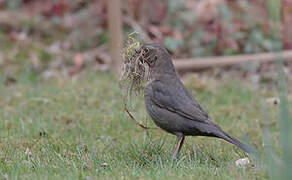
[141,44,251,159]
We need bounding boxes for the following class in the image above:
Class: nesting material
[120,35,148,97]
[119,33,149,130]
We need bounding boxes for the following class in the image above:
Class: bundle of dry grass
[120,35,148,96]
[119,33,149,130]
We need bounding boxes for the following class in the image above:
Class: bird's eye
[154,55,158,61]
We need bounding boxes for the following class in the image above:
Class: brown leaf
[69,53,84,76]
[74,53,83,67]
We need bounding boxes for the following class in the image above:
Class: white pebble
[235,157,250,167]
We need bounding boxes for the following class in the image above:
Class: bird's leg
[172,135,185,160]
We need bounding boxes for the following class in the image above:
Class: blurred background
[0,0,291,79]
[0,1,292,179]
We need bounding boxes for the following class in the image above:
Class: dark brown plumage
[142,44,252,159]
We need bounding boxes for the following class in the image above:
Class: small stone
[235,157,250,167]
[101,162,109,167]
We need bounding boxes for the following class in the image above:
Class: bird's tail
[216,130,254,154]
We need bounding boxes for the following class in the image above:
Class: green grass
[0,70,285,179]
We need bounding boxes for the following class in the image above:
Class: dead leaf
[69,53,84,76]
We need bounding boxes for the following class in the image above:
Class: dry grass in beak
[119,33,149,130]
[120,41,149,94]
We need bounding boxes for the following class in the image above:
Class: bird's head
[140,44,175,76]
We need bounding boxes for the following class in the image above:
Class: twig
[124,105,149,130]
[174,50,292,71]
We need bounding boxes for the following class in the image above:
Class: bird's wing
[150,80,213,124]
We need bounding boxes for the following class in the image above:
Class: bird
[141,43,252,159]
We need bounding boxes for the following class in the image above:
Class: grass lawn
[0,70,285,179]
